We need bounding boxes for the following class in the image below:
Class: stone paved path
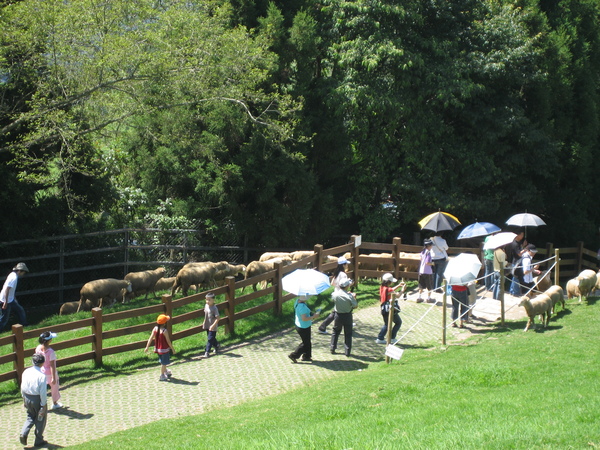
[1,291,526,449]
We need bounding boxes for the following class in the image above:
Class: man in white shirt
[20,353,48,447]
[430,234,449,290]
[0,262,29,331]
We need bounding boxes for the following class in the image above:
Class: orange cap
[157,314,170,325]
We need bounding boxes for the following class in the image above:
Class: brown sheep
[544,285,565,315]
[172,265,217,296]
[533,270,552,293]
[577,269,597,300]
[519,294,553,332]
[79,279,132,311]
[124,267,166,300]
[566,278,581,302]
[60,299,93,315]
[244,258,292,291]
[153,277,177,293]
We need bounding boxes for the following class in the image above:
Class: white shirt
[332,271,348,291]
[20,365,48,406]
[523,253,534,283]
[430,236,448,260]
[0,271,18,304]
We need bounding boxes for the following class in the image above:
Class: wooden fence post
[92,307,103,367]
[350,235,361,288]
[576,241,584,274]
[225,276,236,335]
[442,280,447,346]
[12,324,24,386]
[555,248,560,286]
[500,270,505,327]
[545,242,554,270]
[162,295,173,337]
[274,262,283,316]
[314,244,323,272]
[393,237,402,281]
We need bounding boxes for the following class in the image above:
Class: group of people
[417,235,449,303]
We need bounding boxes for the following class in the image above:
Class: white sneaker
[51,402,63,410]
[159,374,169,381]
[375,339,386,344]
[166,369,172,378]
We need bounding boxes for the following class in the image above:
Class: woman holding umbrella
[288,295,320,363]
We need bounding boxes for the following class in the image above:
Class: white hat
[13,262,29,272]
[337,256,349,265]
[382,273,397,283]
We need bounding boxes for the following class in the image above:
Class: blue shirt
[294,300,312,328]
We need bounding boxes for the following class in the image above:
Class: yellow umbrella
[418,211,461,232]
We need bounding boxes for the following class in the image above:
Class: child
[375,274,405,344]
[35,331,62,409]
[203,293,219,358]
[144,314,175,381]
[418,239,435,303]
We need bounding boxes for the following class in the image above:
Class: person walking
[202,292,220,358]
[431,234,449,290]
[318,256,350,335]
[450,284,469,328]
[20,353,48,447]
[0,262,30,331]
[144,314,175,381]
[418,240,435,303]
[35,331,62,410]
[375,273,405,344]
[288,295,320,363]
[330,279,358,357]
[492,246,507,300]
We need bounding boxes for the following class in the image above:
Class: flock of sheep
[518,268,598,331]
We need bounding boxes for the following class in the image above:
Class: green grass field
[65,295,600,449]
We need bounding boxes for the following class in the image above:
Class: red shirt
[380,285,394,303]
[153,326,170,354]
[451,285,468,292]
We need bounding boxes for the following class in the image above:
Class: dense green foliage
[1,0,599,246]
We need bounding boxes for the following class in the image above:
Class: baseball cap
[157,314,170,325]
[526,244,537,253]
[382,273,397,283]
[40,331,57,341]
[337,256,349,265]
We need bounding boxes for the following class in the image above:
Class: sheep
[566,278,581,302]
[172,265,217,296]
[124,267,166,300]
[519,294,553,332]
[594,271,600,296]
[259,252,291,262]
[60,299,93,315]
[291,251,314,261]
[153,276,176,293]
[398,252,420,273]
[79,279,132,311]
[544,285,565,315]
[533,270,552,293]
[576,269,597,301]
[244,258,292,292]
[213,263,246,286]
[183,261,229,272]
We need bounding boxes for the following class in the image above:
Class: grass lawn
[68,295,600,449]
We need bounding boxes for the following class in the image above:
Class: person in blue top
[288,295,320,363]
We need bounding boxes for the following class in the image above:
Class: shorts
[158,352,171,365]
[418,273,433,290]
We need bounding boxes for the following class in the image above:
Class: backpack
[511,256,525,278]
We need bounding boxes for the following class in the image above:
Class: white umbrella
[282,269,331,296]
[444,253,482,285]
[483,232,517,250]
[506,213,546,227]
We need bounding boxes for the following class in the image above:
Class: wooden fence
[1,236,598,386]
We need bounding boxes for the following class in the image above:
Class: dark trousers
[21,393,46,444]
[291,326,312,359]
[433,258,448,290]
[451,289,469,322]
[330,312,353,356]
[318,312,335,332]
[0,299,28,331]
[205,329,219,353]
[378,311,402,341]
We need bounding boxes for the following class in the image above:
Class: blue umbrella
[457,222,501,240]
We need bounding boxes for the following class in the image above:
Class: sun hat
[32,353,45,365]
[157,314,170,325]
[40,331,57,341]
[206,292,215,299]
[337,256,350,265]
[424,239,433,246]
[382,273,397,283]
[13,262,29,272]
[339,279,353,288]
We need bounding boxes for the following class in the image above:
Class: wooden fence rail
[1,235,598,386]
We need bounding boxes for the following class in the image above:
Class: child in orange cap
[144,314,175,381]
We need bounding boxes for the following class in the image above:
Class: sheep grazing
[259,252,291,262]
[153,276,176,293]
[594,271,600,296]
[213,264,246,286]
[172,265,217,296]
[60,299,93,315]
[124,267,166,301]
[544,285,566,314]
[79,279,133,311]
[576,269,597,301]
[244,258,292,292]
[533,270,552,293]
[519,294,553,332]
[566,278,581,302]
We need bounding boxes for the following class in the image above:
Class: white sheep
[244,258,291,291]
[172,265,217,296]
[544,285,565,315]
[124,267,166,300]
[566,278,581,302]
[79,278,132,311]
[576,269,596,301]
[519,294,553,332]
[593,271,600,296]
[60,299,93,315]
[291,251,314,261]
[259,252,291,262]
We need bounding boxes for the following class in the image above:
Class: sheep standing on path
[124,267,166,300]
[519,294,553,332]
[79,279,132,311]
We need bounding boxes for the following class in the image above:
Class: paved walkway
[1,290,526,449]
